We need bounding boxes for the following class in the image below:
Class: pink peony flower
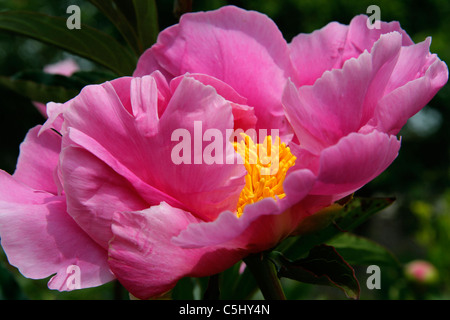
[0,6,447,299]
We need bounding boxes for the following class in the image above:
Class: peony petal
[169,73,257,132]
[372,41,449,135]
[61,75,245,224]
[384,37,437,94]
[63,128,183,208]
[229,102,258,132]
[173,169,316,250]
[134,48,173,80]
[290,15,413,87]
[290,21,349,87]
[284,32,405,151]
[108,73,171,122]
[130,76,160,136]
[282,81,326,154]
[155,76,247,220]
[311,130,401,195]
[60,144,150,248]
[0,172,114,290]
[169,73,248,105]
[13,125,61,194]
[108,202,246,299]
[134,5,296,139]
[40,102,65,134]
[344,15,413,59]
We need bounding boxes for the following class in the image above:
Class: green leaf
[87,0,141,55]
[133,0,159,51]
[0,70,117,104]
[279,197,395,260]
[327,233,401,269]
[69,71,117,85]
[112,0,138,26]
[0,11,137,75]
[12,70,86,91]
[271,245,360,299]
[0,75,80,103]
[88,0,158,54]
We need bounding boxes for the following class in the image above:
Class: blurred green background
[0,0,448,300]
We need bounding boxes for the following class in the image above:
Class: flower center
[233,134,296,217]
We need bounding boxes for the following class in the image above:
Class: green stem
[243,252,286,300]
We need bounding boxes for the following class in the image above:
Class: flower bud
[405,260,439,285]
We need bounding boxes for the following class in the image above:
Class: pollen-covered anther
[233,134,296,217]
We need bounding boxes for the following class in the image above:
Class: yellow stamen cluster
[233,134,296,217]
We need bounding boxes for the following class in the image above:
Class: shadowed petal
[172,169,316,250]
[108,202,246,299]
[311,131,401,195]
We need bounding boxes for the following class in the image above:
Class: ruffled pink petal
[13,126,61,194]
[384,37,436,94]
[134,5,296,139]
[311,130,401,196]
[282,81,325,155]
[108,202,246,299]
[149,70,172,118]
[343,15,413,59]
[372,41,449,135]
[39,101,65,134]
[63,128,183,207]
[288,142,321,175]
[134,48,173,80]
[107,72,172,121]
[169,73,248,105]
[290,21,349,87]
[172,169,316,250]
[169,73,257,131]
[61,75,245,225]
[0,172,114,290]
[290,14,413,87]
[284,33,406,152]
[154,76,247,220]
